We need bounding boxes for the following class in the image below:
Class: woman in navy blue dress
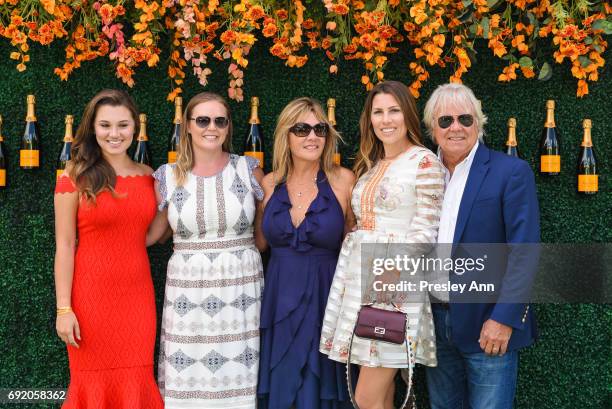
[256,97,355,409]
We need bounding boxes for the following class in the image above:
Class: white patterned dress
[154,154,264,409]
[320,146,445,369]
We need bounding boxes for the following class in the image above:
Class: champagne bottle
[505,117,520,158]
[0,115,6,188]
[57,115,74,180]
[168,96,182,164]
[327,98,341,166]
[577,119,597,194]
[539,100,561,175]
[20,94,40,169]
[243,96,264,168]
[133,113,151,166]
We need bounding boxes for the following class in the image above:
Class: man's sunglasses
[437,114,474,129]
[189,116,230,129]
[289,122,330,138]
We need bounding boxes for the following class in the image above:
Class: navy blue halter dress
[258,170,351,409]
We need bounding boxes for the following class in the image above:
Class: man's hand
[479,319,513,356]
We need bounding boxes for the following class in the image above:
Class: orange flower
[332,4,350,15]
[577,79,588,97]
[404,22,416,32]
[326,21,337,31]
[147,53,159,67]
[270,42,287,58]
[245,5,265,21]
[99,4,116,26]
[361,75,370,84]
[294,55,308,67]
[511,35,528,54]
[520,66,535,78]
[410,4,428,25]
[220,30,238,44]
[262,23,278,37]
[302,19,315,30]
[275,9,288,20]
[343,44,357,54]
[41,0,56,15]
[498,63,518,82]
[489,38,507,57]
[571,62,586,79]
[433,34,445,47]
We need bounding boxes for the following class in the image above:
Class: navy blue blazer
[447,143,540,353]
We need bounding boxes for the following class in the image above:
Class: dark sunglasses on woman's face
[289,122,330,138]
[437,114,474,129]
[190,116,230,129]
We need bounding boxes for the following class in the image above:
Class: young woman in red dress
[54,89,167,408]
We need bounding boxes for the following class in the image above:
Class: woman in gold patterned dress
[319,81,445,409]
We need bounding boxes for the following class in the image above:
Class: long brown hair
[174,92,233,186]
[353,81,423,179]
[272,97,340,184]
[69,89,140,202]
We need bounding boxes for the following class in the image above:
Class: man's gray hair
[423,83,487,142]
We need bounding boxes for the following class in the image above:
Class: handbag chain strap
[345,317,416,409]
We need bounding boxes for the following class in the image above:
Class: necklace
[287,172,318,213]
[293,176,318,198]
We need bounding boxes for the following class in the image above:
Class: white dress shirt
[437,141,480,244]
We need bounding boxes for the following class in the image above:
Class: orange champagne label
[540,155,560,173]
[245,151,264,168]
[20,149,40,167]
[578,175,598,192]
[168,151,177,164]
[333,153,341,166]
[0,169,5,186]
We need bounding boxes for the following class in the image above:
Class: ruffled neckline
[272,170,333,252]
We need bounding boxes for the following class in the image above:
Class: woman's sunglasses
[289,122,330,138]
[437,114,474,129]
[190,116,230,129]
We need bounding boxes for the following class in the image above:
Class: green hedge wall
[0,37,610,409]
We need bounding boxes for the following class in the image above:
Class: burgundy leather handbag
[354,305,407,344]
[346,304,416,409]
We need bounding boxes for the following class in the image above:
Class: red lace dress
[55,175,163,409]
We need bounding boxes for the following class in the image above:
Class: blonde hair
[423,83,487,142]
[353,81,423,179]
[272,97,340,184]
[174,92,233,186]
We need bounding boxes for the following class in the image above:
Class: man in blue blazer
[423,83,540,409]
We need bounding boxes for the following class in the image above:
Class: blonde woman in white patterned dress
[319,81,445,409]
[153,92,264,409]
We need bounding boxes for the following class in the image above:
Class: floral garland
[0,0,609,101]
